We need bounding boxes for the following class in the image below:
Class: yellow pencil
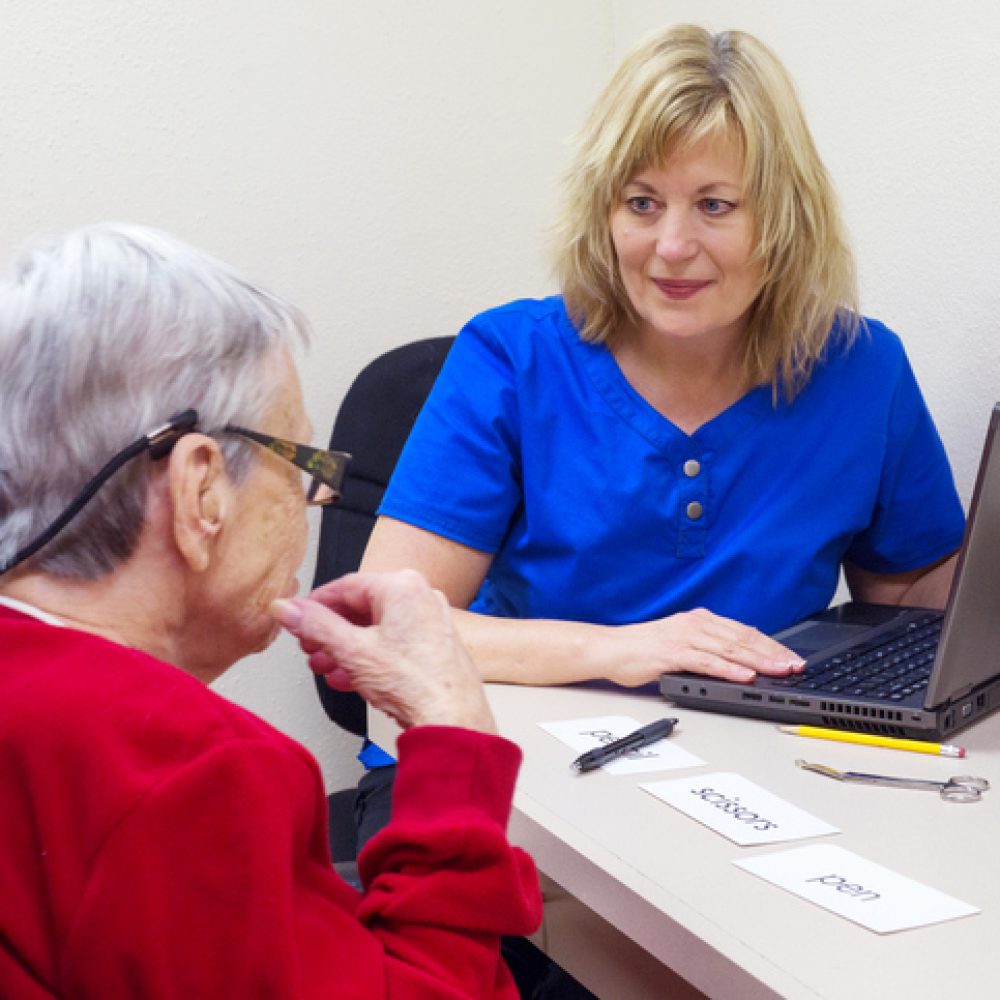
[777,725,966,758]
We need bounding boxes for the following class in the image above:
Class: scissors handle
[940,775,990,803]
[941,783,982,803]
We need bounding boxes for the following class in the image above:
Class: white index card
[734,843,979,933]
[641,771,839,845]
[539,715,704,774]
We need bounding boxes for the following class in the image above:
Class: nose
[654,209,698,263]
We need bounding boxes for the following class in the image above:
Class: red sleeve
[358,727,542,992]
[61,729,541,1000]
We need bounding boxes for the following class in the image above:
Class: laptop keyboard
[771,612,944,701]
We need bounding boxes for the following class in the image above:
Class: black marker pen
[571,717,679,772]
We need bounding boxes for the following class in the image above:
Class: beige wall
[2,1,996,790]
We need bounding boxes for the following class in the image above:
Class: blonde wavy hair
[553,24,859,398]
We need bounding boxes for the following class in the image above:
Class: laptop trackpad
[776,620,870,656]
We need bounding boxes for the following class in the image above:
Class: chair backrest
[312,336,455,735]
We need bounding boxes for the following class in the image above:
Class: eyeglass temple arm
[223,425,350,491]
[0,410,199,576]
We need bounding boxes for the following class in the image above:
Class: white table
[373,681,1000,999]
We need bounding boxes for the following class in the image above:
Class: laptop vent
[819,702,907,736]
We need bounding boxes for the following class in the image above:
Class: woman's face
[609,133,763,354]
[196,349,311,670]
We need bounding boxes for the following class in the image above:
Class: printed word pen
[778,725,966,758]
[572,717,679,772]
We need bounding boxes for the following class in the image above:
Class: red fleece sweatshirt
[0,605,541,998]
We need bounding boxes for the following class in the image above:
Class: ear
[167,435,229,573]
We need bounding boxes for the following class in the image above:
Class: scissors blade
[840,771,946,791]
[795,760,847,781]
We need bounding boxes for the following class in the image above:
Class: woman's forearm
[452,606,804,687]
[452,608,618,685]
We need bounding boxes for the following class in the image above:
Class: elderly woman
[361,24,965,687]
[0,224,540,998]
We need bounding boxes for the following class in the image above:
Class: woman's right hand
[608,608,805,687]
[271,569,496,734]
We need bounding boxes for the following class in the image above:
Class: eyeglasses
[0,409,351,576]
[222,424,349,507]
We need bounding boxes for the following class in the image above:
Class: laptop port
[768,695,786,704]
[741,692,763,701]
[789,698,810,707]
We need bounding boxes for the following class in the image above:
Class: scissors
[795,759,990,803]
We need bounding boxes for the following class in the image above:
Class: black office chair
[314,335,596,998]
[312,336,455,862]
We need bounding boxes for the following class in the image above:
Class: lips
[652,278,712,300]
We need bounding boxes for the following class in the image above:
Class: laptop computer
[660,402,1000,740]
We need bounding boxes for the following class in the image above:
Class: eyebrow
[624,179,742,195]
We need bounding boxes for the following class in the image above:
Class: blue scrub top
[380,296,964,635]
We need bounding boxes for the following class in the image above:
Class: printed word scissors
[795,759,990,803]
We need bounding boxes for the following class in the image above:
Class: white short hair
[0,223,309,578]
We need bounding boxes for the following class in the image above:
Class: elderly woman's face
[203,348,311,661]
[610,133,762,354]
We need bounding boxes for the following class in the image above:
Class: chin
[248,621,283,655]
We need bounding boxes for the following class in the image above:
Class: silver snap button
[686,501,703,520]
[683,459,701,478]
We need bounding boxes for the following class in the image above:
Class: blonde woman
[362,24,964,689]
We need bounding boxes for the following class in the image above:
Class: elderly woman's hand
[271,570,496,734]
